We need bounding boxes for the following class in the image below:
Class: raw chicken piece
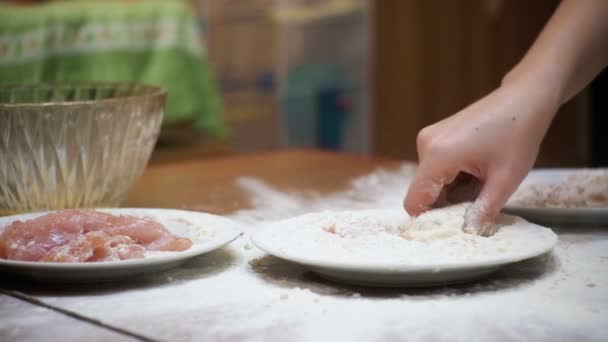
[85,231,146,262]
[146,234,193,252]
[40,231,147,263]
[0,210,192,262]
[91,216,167,245]
[85,215,192,252]
[40,235,93,262]
[0,210,84,261]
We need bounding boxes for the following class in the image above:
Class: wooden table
[2,150,607,341]
[127,149,402,215]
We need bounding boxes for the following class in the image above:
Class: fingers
[463,169,523,236]
[441,172,482,205]
[404,161,458,217]
[433,172,481,208]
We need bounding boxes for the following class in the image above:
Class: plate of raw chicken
[504,168,608,225]
[0,208,242,281]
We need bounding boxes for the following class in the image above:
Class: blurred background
[2,0,606,167]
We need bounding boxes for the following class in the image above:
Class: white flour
[509,169,608,208]
[231,164,416,224]
[5,164,608,342]
[253,204,557,266]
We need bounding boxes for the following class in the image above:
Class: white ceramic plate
[251,210,557,287]
[504,168,608,226]
[0,208,243,282]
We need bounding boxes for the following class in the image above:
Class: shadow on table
[0,247,240,296]
[248,252,560,299]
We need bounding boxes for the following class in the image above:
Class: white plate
[0,208,243,282]
[251,210,557,287]
[504,168,608,226]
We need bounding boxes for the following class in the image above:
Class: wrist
[501,64,566,109]
[494,73,562,142]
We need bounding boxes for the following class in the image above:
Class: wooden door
[373,0,588,166]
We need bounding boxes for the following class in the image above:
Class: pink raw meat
[40,235,93,262]
[85,231,146,262]
[84,215,192,251]
[0,210,84,261]
[40,231,146,262]
[0,210,192,263]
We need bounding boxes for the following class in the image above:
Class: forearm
[503,0,608,106]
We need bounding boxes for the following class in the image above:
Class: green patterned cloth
[0,0,225,137]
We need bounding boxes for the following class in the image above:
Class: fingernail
[464,202,482,227]
[463,200,495,236]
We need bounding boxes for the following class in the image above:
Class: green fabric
[0,0,225,137]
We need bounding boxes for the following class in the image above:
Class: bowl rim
[0,82,167,108]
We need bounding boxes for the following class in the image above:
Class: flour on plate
[254,203,557,267]
[510,169,608,208]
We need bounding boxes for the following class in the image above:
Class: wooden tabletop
[125,149,403,214]
[2,149,404,342]
[3,150,607,341]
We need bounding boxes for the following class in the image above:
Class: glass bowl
[0,83,166,215]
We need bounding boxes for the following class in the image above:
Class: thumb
[464,169,522,236]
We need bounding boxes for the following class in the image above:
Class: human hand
[403,82,560,236]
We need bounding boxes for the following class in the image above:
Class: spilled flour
[6,164,608,342]
[253,204,557,266]
[231,164,416,224]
